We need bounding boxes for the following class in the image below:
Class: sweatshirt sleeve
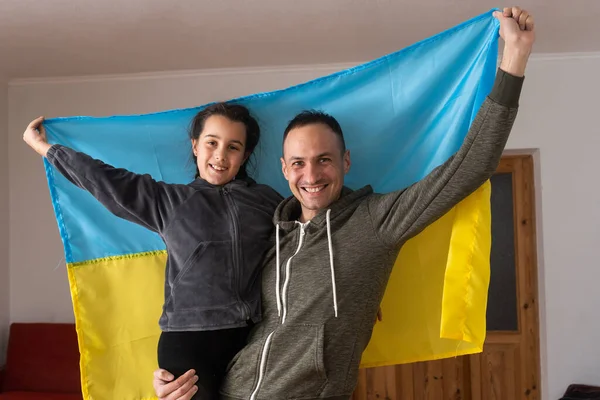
[367,68,523,249]
[46,145,191,233]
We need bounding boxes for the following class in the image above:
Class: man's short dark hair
[283,110,346,153]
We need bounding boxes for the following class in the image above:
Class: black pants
[158,326,251,400]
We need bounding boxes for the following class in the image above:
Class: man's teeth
[304,186,324,193]
[210,164,227,171]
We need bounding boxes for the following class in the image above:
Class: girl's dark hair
[190,102,260,179]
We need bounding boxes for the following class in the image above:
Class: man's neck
[299,208,319,223]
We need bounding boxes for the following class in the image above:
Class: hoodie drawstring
[275,224,282,317]
[274,212,338,322]
[326,209,339,317]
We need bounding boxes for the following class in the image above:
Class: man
[155,7,535,400]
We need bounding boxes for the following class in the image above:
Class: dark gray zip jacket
[46,145,282,331]
[220,69,524,399]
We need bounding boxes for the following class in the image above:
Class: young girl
[23,103,282,399]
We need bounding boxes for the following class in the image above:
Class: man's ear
[343,150,351,174]
[281,157,290,181]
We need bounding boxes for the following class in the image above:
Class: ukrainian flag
[43,10,499,399]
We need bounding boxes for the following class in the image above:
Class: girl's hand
[23,116,51,157]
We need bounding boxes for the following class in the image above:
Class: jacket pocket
[259,324,328,399]
[221,329,266,397]
[171,243,206,287]
[170,241,233,310]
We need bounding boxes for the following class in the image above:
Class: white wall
[505,53,600,398]
[0,80,8,365]
[6,54,600,398]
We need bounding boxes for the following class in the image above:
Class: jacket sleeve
[46,145,191,233]
[367,69,523,249]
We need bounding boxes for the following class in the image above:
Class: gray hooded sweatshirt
[221,69,523,400]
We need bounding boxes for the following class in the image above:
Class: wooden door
[351,155,540,400]
[469,155,541,400]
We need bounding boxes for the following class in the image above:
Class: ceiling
[1,0,599,80]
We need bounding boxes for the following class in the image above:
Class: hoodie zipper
[281,222,306,324]
[249,330,275,400]
[249,223,307,399]
[223,187,251,321]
